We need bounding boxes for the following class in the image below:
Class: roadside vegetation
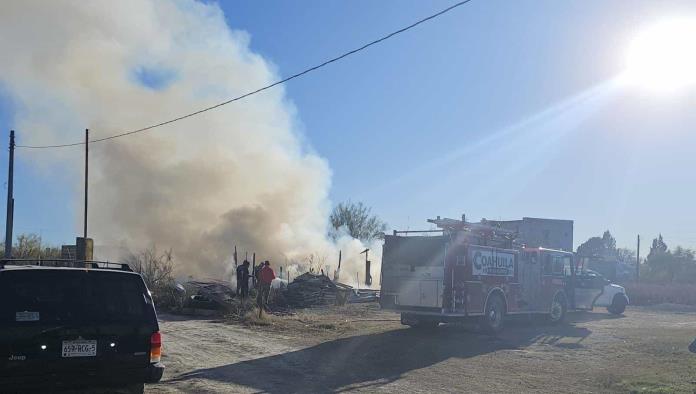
[124,246,179,309]
[0,233,61,258]
[578,231,696,306]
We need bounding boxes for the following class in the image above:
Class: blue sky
[2,0,696,250]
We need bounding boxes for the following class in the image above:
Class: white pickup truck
[579,269,629,314]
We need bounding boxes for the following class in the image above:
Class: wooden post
[636,235,640,282]
[252,252,256,288]
[334,250,342,281]
[361,248,371,286]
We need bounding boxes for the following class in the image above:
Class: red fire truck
[379,217,628,332]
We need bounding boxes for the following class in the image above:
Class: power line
[16,0,473,149]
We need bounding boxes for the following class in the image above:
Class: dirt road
[148,306,696,393]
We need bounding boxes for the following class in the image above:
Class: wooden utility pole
[636,235,640,282]
[4,130,14,258]
[83,129,88,239]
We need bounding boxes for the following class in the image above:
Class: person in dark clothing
[236,260,250,299]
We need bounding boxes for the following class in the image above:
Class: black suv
[0,261,164,393]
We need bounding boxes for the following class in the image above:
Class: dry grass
[288,310,354,332]
[225,303,358,337]
[225,300,277,326]
[624,282,696,306]
[612,379,683,394]
[241,308,276,326]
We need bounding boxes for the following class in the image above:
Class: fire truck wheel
[607,295,627,315]
[400,313,413,326]
[483,294,505,333]
[549,294,567,324]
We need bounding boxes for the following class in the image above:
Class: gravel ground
[147,305,696,393]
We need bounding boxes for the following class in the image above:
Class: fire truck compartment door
[419,280,442,308]
[381,235,447,309]
[396,279,443,308]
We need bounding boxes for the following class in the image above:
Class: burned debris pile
[285,273,353,308]
[186,280,236,311]
[349,289,380,304]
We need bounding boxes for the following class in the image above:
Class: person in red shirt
[257,261,276,315]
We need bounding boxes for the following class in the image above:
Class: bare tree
[616,248,636,263]
[329,201,387,243]
[1,233,61,259]
[124,246,175,292]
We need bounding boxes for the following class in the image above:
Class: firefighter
[257,261,276,316]
[236,260,250,299]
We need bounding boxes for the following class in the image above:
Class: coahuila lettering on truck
[470,246,515,277]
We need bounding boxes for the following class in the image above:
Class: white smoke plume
[0,0,381,287]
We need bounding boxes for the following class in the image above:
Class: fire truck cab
[379,217,627,332]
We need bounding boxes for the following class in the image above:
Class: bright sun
[625,18,696,92]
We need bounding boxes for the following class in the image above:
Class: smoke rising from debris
[0,0,380,286]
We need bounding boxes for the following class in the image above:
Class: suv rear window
[0,269,153,325]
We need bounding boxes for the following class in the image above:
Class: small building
[60,237,94,260]
[485,217,574,252]
[60,244,77,260]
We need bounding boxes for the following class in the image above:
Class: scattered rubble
[185,280,236,311]
[285,273,353,308]
[349,289,380,304]
[170,271,379,315]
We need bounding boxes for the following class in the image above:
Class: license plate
[62,340,97,357]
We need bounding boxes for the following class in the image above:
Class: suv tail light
[150,331,162,363]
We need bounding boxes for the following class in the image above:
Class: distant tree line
[0,233,62,259]
[578,230,696,284]
[641,235,696,283]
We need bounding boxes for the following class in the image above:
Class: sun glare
[625,18,696,92]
